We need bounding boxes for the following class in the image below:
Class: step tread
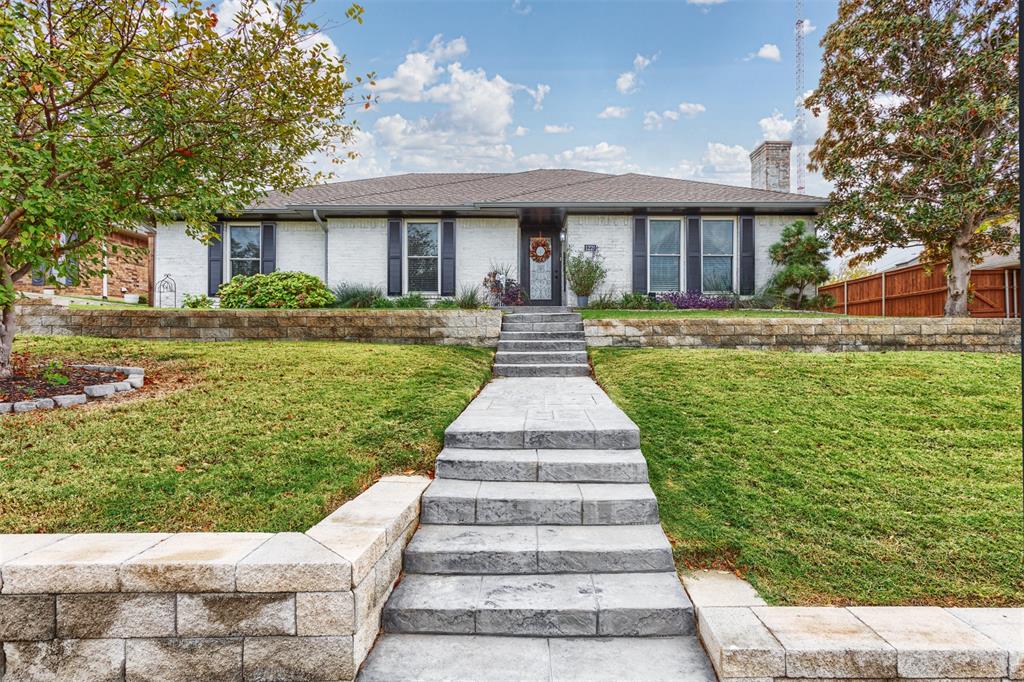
[421,480,659,525]
[435,448,649,483]
[384,572,693,637]
[403,524,674,574]
[358,634,716,682]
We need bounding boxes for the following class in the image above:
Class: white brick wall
[456,217,519,295]
[753,214,816,293]
[564,215,633,305]
[277,222,326,280]
[326,218,388,290]
[153,222,208,307]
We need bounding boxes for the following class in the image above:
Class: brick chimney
[750,140,792,193]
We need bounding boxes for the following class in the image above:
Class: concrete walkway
[359,312,715,681]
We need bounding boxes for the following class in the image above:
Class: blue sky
[299,0,839,196]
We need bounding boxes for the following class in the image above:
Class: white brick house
[153,144,825,307]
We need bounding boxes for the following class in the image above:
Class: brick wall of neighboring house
[16,230,151,300]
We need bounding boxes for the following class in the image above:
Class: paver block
[851,606,1008,678]
[126,374,145,388]
[57,593,175,638]
[538,449,648,483]
[0,594,55,640]
[317,477,428,546]
[2,638,124,681]
[120,532,271,592]
[682,570,767,610]
[83,384,115,398]
[306,524,388,586]
[1,533,168,593]
[297,591,355,636]
[593,572,693,636]
[949,608,1024,679]
[358,634,551,682]
[235,532,351,592]
[125,637,242,681]
[33,397,55,409]
[243,636,354,682]
[177,592,295,636]
[53,393,87,408]
[537,525,674,573]
[0,533,67,571]
[112,380,132,392]
[477,574,597,636]
[548,636,716,682]
[476,481,583,525]
[698,606,786,678]
[421,479,480,524]
[753,606,897,678]
[12,400,37,413]
[435,448,539,481]
[384,574,481,634]
[403,525,538,574]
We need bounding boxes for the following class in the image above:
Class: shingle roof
[252,169,825,211]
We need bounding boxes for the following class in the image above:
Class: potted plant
[564,248,607,308]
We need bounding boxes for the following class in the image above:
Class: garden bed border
[0,364,145,416]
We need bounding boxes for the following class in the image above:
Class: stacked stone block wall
[0,476,430,681]
[15,304,502,347]
[585,317,1021,352]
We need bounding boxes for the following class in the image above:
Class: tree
[828,259,876,284]
[806,0,1018,316]
[0,0,371,377]
[768,220,831,309]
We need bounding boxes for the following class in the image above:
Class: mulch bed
[0,354,126,403]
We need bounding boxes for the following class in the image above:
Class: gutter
[312,209,328,283]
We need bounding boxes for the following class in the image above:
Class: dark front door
[520,227,562,306]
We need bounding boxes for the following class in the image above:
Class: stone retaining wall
[0,475,430,681]
[585,317,1022,352]
[15,303,502,346]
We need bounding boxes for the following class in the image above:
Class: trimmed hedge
[218,271,335,309]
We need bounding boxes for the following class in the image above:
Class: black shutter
[685,215,702,292]
[632,214,647,293]
[31,269,45,286]
[440,218,456,296]
[208,222,224,296]
[739,215,755,295]
[261,222,276,274]
[387,218,402,296]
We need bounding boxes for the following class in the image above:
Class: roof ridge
[619,172,827,201]
[488,171,619,202]
[292,171,508,204]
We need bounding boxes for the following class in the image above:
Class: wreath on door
[529,237,552,264]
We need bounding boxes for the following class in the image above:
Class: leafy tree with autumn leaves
[0,0,370,377]
[807,0,1019,316]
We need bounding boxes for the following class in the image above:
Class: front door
[519,227,562,306]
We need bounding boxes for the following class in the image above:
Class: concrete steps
[494,363,590,377]
[501,330,589,341]
[402,524,675,574]
[434,448,649,483]
[383,572,694,637]
[495,350,589,365]
[498,339,587,352]
[359,634,716,681]
[494,311,590,379]
[421,480,660,525]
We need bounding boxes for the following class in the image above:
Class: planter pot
[576,295,589,308]
[123,294,140,304]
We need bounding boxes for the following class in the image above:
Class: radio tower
[794,0,807,194]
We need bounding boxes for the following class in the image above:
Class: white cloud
[677,102,706,117]
[518,153,550,168]
[216,0,339,60]
[303,129,391,181]
[513,126,529,137]
[544,124,574,134]
[758,111,794,140]
[798,18,816,36]
[522,83,550,110]
[616,53,656,94]
[511,0,532,14]
[746,43,781,62]
[373,35,468,102]
[373,113,517,171]
[553,142,636,173]
[643,102,705,130]
[598,106,630,119]
[668,142,750,186]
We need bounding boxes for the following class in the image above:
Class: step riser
[444,429,639,450]
[503,314,582,324]
[434,451,649,483]
[497,341,586,352]
[422,498,659,526]
[494,365,590,378]
[502,322,584,333]
[494,352,589,365]
[500,331,586,341]
[384,607,692,638]
[403,547,674,574]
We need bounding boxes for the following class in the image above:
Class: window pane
[649,220,680,255]
[230,226,260,259]
[231,259,259,278]
[702,256,733,291]
[408,258,438,292]
[407,223,438,257]
[650,255,680,291]
[702,220,734,254]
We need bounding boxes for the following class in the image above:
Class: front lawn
[591,349,1022,606]
[580,309,845,319]
[1,337,492,533]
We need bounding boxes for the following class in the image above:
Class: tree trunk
[944,240,972,317]
[0,259,14,379]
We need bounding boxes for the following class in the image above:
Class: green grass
[1,336,492,533]
[591,349,1023,606]
[580,309,845,319]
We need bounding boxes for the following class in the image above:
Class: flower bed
[0,358,144,414]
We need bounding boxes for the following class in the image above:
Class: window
[406,222,439,293]
[648,219,681,292]
[229,225,261,278]
[702,219,735,292]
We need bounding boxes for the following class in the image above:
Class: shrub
[482,263,525,306]
[182,293,213,309]
[393,293,428,308]
[564,249,607,298]
[370,296,396,308]
[767,220,831,308]
[655,291,733,310]
[619,292,656,309]
[137,295,148,305]
[218,271,334,309]
[333,283,383,308]
[455,285,484,309]
[431,298,459,309]
[585,291,621,309]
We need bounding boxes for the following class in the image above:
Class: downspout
[313,209,328,284]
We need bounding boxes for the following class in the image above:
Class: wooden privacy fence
[819,263,1022,318]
